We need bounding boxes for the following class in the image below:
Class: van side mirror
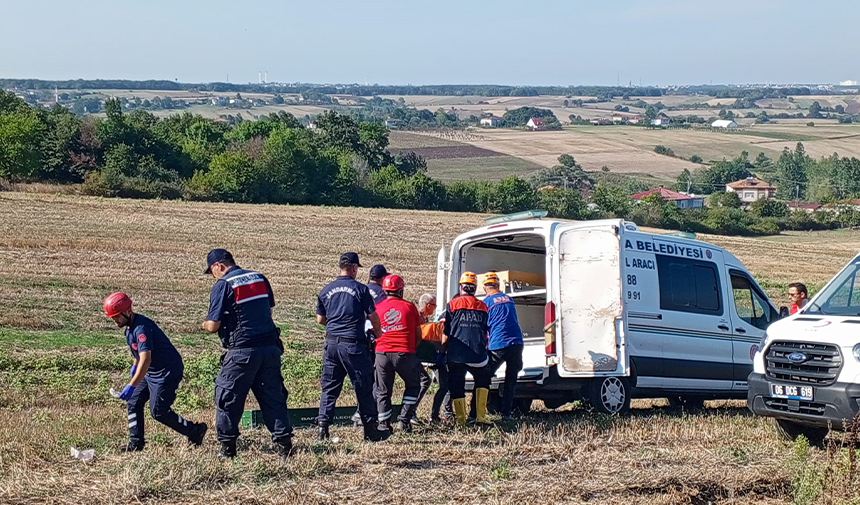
[779,306,790,319]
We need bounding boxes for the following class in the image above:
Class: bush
[750,198,788,218]
[708,191,742,208]
[654,145,675,156]
[690,154,703,163]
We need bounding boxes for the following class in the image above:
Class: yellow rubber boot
[452,398,467,427]
[475,388,490,425]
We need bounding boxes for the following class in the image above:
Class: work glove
[435,352,446,367]
[118,384,136,401]
[130,364,137,378]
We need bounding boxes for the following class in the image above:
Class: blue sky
[1,0,857,86]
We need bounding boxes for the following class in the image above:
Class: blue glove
[130,364,137,378]
[118,384,136,401]
[435,352,446,367]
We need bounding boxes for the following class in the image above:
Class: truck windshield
[805,259,860,316]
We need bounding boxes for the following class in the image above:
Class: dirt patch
[389,145,502,159]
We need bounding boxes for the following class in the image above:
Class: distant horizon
[2,77,854,89]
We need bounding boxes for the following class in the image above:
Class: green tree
[707,191,742,208]
[775,143,809,199]
[750,198,788,217]
[537,187,588,219]
[592,184,631,217]
[0,106,46,178]
[492,176,538,213]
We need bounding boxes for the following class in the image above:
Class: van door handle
[718,325,730,331]
[735,328,746,334]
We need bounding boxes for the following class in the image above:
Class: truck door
[726,269,779,391]
[552,224,627,377]
[654,249,734,391]
[435,246,450,320]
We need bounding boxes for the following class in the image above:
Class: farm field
[1,192,859,504]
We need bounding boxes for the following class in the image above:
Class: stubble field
[1,192,859,504]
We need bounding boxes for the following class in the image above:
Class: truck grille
[765,341,842,386]
[764,397,827,416]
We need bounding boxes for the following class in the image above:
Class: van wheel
[772,419,828,447]
[589,377,631,414]
[667,396,706,409]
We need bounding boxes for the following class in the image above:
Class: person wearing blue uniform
[473,272,525,421]
[104,292,207,452]
[316,252,388,442]
[367,264,388,304]
[202,249,293,459]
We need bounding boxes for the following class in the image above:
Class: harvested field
[388,145,501,160]
[1,192,859,504]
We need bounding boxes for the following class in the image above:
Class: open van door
[435,245,450,320]
[552,224,627,377]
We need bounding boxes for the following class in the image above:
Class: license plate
[770,383,814,401]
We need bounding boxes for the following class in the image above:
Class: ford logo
[787,352,808,363]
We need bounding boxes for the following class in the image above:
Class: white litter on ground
[70,447,94,462]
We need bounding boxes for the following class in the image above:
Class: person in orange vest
[373,274,423,432]
[440,272,492,427]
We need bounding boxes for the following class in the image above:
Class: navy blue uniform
[367,282,387,304]
[125,314,198,446]
[442,295,492,400]
[316,276,378,427]
[207,266,292,444]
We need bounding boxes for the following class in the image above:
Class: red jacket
[375,297,421,353]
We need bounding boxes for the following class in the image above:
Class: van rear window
[656,255,723,315]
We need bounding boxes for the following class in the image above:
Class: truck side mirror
[779,306,790,318]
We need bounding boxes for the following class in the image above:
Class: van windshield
[805,259,860,316]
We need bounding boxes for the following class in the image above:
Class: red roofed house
[526,117,544,130]
[788,202,822,213]
[725,177,776,203]
[629,186,704,208]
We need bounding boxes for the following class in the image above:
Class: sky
[1,0,858,86]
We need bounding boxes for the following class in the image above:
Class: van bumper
[747,372,860,429]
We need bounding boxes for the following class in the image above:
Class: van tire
[772,418,828,447]
[667,396,706,409]
[589,377,631,414]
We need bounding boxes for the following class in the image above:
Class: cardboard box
[477,270,545,294]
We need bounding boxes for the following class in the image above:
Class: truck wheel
[667,396,706,409]
[772,419,828,447]
[589,377,631,414]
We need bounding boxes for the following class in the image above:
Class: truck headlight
[854,343,860,362]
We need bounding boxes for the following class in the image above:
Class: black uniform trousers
[214,345,293,444]
[127,368,195,446]
[470,343,525,418]
[428,364,454,419]
[374,351,422,423]
[447,360,492,400]
[318,337,378,427]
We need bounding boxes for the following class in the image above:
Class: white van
[436,214,782,414]
[748,253,860,445]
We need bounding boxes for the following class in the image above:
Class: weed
[489,457,513,480]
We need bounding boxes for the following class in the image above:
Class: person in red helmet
[104,292,207,452]
[373,274,423,433]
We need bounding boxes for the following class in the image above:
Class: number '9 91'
[627,291,640,300]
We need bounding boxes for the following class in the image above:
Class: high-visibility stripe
[128,413,136,420]
[128,421,138,428]
[402,396,418,405]
[466,358,489,368]
[378,410,392,421]
[233,281,268,304]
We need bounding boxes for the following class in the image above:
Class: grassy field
[2,192,860,504]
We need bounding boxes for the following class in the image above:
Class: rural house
[480,116,503,127]
[526,117,544,130]
[788,202,822,213]
[651,113,671,127]
[590,117,612,125]
[629,186,704,208]
[384,118,402,129]
[712,119,739,129]
[726,177,776,203]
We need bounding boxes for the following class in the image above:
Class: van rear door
[553,224,627,377]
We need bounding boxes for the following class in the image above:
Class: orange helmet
[103,292,132,317]
[483,272,500,285]
[382,274,405,291]
[459,271,477,285]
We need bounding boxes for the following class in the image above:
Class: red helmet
[103,292,132,317]
[382,274,405,291]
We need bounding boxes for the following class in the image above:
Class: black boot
[317,425,330,441]
[363,422,390,442]
[275,438,293,460]
[397,420,413,433]
[187,422,208,446]
[120,441,144,452]
[219,441,237,458]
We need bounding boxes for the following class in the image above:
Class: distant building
[651,113,671,126]
[788,202,822,213]
[629,186,704,208]
[627,115,644,124]
[712,119,738,129]
[840,80,858,86]
[726,177,776,203]
[384,118,402,129]
[589,117,612,125]
[526,117,544,130]
[480,116,503,127]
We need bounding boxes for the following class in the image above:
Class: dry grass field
[1,192,860,504]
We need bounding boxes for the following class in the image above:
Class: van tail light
[544,301,556,355]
